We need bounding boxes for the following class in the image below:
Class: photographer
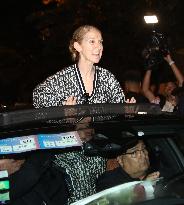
[142,54,184,112]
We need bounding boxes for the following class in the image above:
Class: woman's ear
[74,42,82,52]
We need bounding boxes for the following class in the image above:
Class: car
[0,103,184,205]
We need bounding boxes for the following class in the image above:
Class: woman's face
[75,28,103,64]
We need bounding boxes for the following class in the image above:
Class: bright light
[144,15,158,24]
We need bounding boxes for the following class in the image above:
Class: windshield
[0,105,184,205]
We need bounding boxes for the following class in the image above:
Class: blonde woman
[33,25,125,204]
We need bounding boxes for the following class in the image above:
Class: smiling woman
[33,25,125,204]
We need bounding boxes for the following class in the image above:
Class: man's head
[117,140,150,179]
[123,70,142,93]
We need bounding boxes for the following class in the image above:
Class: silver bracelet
[169,61,175,66]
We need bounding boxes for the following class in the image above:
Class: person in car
[96,140,160,192]
[33,24,125,204]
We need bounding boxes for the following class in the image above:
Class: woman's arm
[142,70,157,103]
[164,54,184,87]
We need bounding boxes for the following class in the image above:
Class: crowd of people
[123,53,184,113]
[0,24,184,205]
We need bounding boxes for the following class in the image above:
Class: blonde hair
[69,25,101,62]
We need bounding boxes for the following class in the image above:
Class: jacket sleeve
[33,71,68,108]
[108,72,125,104]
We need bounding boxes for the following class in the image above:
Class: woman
[33,25,125,204]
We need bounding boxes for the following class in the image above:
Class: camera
[142,31,170,69]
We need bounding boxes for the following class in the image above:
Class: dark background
[0,0,184,105]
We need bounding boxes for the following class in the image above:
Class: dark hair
[120,139,139,154]
[123,70,142,83]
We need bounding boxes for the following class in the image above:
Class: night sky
[1,0,184,104]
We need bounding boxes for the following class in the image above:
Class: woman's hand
[125,97,136,103]
[151,96,160,104]
[63,96,77,105]
[164,54,172,64]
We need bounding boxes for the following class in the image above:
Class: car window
[1,106,184,205]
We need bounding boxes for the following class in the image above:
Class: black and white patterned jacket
[33,64,125,108]
[32,64,125,204]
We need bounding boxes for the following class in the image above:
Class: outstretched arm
[142,70,158,103]
[164,54,184,87]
